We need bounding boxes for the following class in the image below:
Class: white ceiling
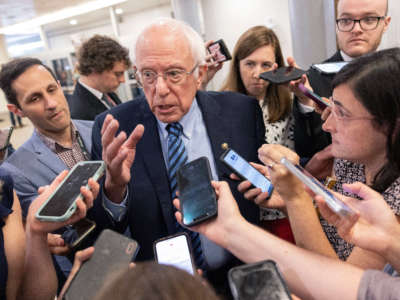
[0,0,170,32]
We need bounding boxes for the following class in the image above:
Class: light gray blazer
[1,119,93,217]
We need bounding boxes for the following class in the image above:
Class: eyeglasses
[330,98,374,122]
[136,63,199,86]
[336,16,386,32]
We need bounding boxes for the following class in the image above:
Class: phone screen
[177,157,217,226]
[221,149,273,195]
[229,261,292,300]
[207,39,232,63]
[155,234,195,275]
[312,61,348,74]
[39,162,103,217]
[64,218,96,248]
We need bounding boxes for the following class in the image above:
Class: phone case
[153,232,196,275]
[280,157,354,217]
[220,148,274,197]
[0,126,14,151]
[228,260,292,300]
[177,157,217,226]
[259,67,306,84]
[207,39,232,62]
[35,161,106,222]
[64,229,140,300]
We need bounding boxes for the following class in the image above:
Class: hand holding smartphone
[220,148,274,196]
[36,161,105,222]
[280,157,355,217]
[228,260,292,300]
[207,39,232,63]
[297,83,331,109]
[154,233,196,275]
[177,157,218,226]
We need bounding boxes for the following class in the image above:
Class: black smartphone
[259,66,306,84]
[220,148,273,196]
[154,233,196,275]
[36,161,105,222]
[207,39,232,63]
[63,218,96,249]
[64,229,140,300]
[177,157,217,226]
[297,83,331,109]
[228,260,292,300]
[0,126,13,151]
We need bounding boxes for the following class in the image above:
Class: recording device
[220,148,273,196]
[207,39,232,63]
[280,157,355,217]
[311,61,348,74]
[297,83,331,109]
[177,157,218,226]
[64,229,140,300]
[0,126,13,151]
[259,66,306,84]
[63,218,96,249]
[228,260,292,300]
[154,233,196,275]
[36,161,106,222]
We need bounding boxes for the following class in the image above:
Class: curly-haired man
[69,35,131,120]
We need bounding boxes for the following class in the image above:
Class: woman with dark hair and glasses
[256,47,400,270]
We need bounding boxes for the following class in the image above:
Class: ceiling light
[69,19,78,25]
[115,8,124,15]
[0,0,127,35]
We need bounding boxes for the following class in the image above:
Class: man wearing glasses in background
[294,0,391,175]
[90,18,264,296]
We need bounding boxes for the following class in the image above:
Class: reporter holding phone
[255,48,400,271]
[0,168,98,300]
[173,180,400,300]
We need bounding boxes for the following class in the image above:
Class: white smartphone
[220,148,274,196]
[153,233,196,275]
[280,157,355,217]
[0,126,13,150]
[311,61,348,74]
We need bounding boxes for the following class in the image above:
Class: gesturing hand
[101,114,144,203]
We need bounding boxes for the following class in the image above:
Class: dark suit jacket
[90,91,265,262]
[69,81,122,121]
[293,51,343,159]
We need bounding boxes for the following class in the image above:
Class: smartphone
[207,39,232,63]
[228,260,292,300]
[311,61,348,74]
[280,157,355,217]
[64,229,139,300]
[0,126,13,150]
[154,233,196,275]
[63,218,96,249]
[36,161,106,222]
[177,157,217,227]
[259,66,306,84]
[220,148,274,196]
[297,83,331,109]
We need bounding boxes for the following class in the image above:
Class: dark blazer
[69,81,122,121]
[293,51,343,159]
[90,91,265,262]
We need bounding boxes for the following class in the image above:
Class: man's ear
[196,64,208,89]
[7,104,25,118]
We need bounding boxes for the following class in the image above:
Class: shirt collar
[157,98,198,140]
[37,122,78,150]
[340,50,356,62]
[79,79,104,100]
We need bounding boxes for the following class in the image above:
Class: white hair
[133,18,206,67]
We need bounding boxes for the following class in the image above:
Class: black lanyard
[76,131,90,161]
